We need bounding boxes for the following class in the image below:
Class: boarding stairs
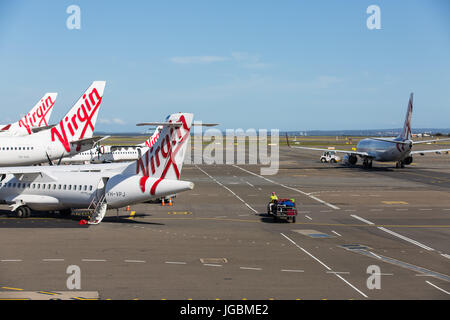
[87,194,108,225]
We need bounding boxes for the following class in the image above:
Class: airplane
[59,123,162,164]
[0,92,58,136]
[0,113,195,225]
[286,93,450,169]
[0,81,107,167]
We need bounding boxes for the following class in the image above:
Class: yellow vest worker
[270,193,278,202]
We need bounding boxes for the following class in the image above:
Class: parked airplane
[0,81,107,167]
[60,124,162,164]
[287,93,450,168]
[0,113,195,224]
[0,92,57,136]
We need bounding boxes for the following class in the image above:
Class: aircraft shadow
[257,213,292,224]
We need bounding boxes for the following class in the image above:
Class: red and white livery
[0,93,57,136]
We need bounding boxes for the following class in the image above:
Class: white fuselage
[357,138,412,162]
[0,168,193,211]
[61,146,144,164]
[0,128,94,166]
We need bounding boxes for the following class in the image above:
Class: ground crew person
[269,192,278,214]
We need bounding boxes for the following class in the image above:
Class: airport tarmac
[0,146,449,300]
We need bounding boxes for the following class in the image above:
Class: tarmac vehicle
[267,198,297,223]
[320,151,340,163]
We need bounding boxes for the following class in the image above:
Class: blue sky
[0,0,449,132]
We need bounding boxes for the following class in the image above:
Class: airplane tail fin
[124,113,193,194]
[140,125,164,148]
[1,93,57,134]
[397,93,413,141]
[50,81,106,152]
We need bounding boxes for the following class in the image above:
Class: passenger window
[89,185,93,191]
[53,184,56,190]
[37,184,40,189]
[84,185,87,191]
[58,185,61,190]
[63,185,66,190]
[68,185,72,190]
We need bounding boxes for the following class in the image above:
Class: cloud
[169,52,270,69]
[170,56,230,64]
[98,118,126,125]
[231,52,270,69]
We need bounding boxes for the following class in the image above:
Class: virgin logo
[51,88,102,152]
[18,96,55,134]
[136,115,190,195]
[144,131,161,148]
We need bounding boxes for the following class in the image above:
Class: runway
[0,146,449,299]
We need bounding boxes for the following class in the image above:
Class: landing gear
[396,161,405,168]
[362,158,373,169]
[15,206,31,218]
[59,209,72,217]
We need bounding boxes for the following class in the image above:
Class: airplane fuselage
[61,146,144,164]
[356,138,412,162]
[0,169,193,211]
[0,130,95,166]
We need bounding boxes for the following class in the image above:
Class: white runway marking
[124,260,146,263]
[280,233,368,298]
[350,214,374,225]
[378,227,435,251]
[426,281,450,295]
[196,165,258,214]
[203,264,223,267]
[350,215,435,251]
[165,261,187,265]
[1,259,22,262]
[232,165,340,210]
[326,271,350,275]
[305,215,313,220]
[331,231,342,237]
[42,259,65,262]
[281,269,304,273]
[245,181,255,187]
[369,251,382,259]
[82,259,106,262]
[240,267,262,271]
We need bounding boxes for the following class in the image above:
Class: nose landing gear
[362,158,373,169]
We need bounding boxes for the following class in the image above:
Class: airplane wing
[287,145,370,157]
[285,134,369,156]
[70,135,110,147]
[0,168,58,181]
[412,138,450,144]
[31,124,57,133]
[411,149,450,155]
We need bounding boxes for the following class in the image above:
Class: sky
[0,0,449,132]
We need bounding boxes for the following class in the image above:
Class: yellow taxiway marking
[1,287,24,291]
[37,291,58,296]
[401,171,450,183]
[168,211,192,215]
[382,201,409,205]
[138,216,450,229]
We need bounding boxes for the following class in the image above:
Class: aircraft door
[96,177,109,201]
